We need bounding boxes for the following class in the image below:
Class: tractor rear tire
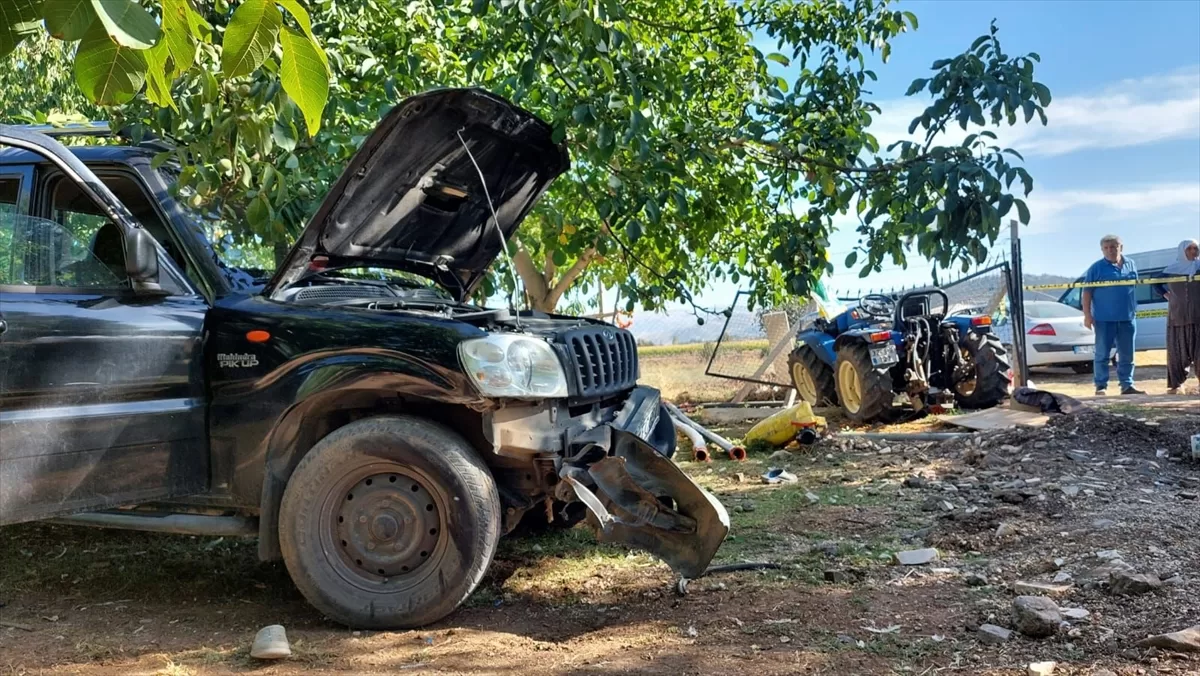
[788,347,838,406]
[834,343,893,423]
[953,334,1012,410]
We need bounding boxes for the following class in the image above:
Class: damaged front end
[553,389,730,578]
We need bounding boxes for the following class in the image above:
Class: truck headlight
[459,335,570,398]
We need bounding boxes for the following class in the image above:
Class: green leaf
[931,58,951,70]
[596,123,613,148]
[0,0,41,56]
[90,0,162,50]
[1032,82,1051,106]
[247,194,271,230]
[970,34,989,53]
[143,41,177,109]
[74,27,148,105]
[551,121,566,144]
[626,219,643,242]
[1021,100,1036,123]
[1014,198,1030,225]
[221,0,283,78]
[159,0,198,75]
[284,153,299,169]
[905,78,927,96]
[280,26,329,135]
[997,193,1013,217]
[844,251,857,267]
[903,10,918,29]
[45,0,96,41]
[766,52,790,67]
[272,117,297,152]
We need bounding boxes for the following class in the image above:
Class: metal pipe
[663,402,745,457]
[50,510,258,537]
[672,417,709,459]
[837,432,969,442]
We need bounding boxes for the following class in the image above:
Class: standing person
[1156,239,1200,395]
[1082,235,1144,395]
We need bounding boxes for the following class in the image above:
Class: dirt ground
[2,367,1198,675]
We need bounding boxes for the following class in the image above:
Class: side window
[1060,286,1082,310]
[0,177,18,283]
[1135,268,1166,304]
[0,212,125,288]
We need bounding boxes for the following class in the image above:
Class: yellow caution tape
[1022,275,1193,291]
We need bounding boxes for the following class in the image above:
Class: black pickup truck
[0,88,728,629]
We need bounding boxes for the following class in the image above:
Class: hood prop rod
[456,127,523,329]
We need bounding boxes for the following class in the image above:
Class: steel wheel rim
[318,462,450,593]
[838,360,863,413]
[792,361,818,403]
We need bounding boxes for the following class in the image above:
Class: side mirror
[124,227,163,292]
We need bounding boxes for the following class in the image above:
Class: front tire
[788,346,838,406]
[834,343,893,423]
[279,415,501,629]
[952,334,1012,409]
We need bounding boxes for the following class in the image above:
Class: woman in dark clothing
[1157,239,1200,395]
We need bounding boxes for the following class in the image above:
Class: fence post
[1008,220,1029,388]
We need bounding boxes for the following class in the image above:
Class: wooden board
[937,406,1049,431]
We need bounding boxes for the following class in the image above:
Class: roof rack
[11,121,174,152]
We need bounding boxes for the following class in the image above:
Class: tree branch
[546,247,598,308]
[512,241,550,302]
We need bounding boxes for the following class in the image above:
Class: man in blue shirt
[1082,235,1144,395]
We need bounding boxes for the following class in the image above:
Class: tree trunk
[512,241,597,312]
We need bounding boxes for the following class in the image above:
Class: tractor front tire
[953,334,1012,410]
[788,346,838,406]
[834,343,892,423]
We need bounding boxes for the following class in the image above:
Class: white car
[971,301,1097,373]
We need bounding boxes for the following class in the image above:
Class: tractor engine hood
[268,88,570,301]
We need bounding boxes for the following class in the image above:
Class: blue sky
[621,0,1200,330]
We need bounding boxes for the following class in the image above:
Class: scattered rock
[1091,671,1117,676]
[965,573,989,587]
[805,491,820,504]
[1013,596,1061,638]
[737,501,756,512]
[1163,574,1185,587]
[995,522,1019,538]
[1179,491,1198,500]
[977,624,1012,644]
[1137,625,1200,652]
[1027,661,1057,676]
[1109,571,1161,595]
[895,548,939,566]
[1061,485,1081,498]
[1092,518,1116,530]
[824,569,852,584]
[1094,549,1123,561]
[1052,571,1072,584]
[250,624,291,660]
[904,475,927,489]
[768,450,793,464]
[1013,581,1073,596]
[1061,607,1090,621]
[733,473,748,483]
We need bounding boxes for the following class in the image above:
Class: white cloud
[1023,182,1200,233]
[869,67,1200,157]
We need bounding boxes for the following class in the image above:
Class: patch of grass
[637,340,767,357]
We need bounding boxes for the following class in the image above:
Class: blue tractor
[787,289,1012,423]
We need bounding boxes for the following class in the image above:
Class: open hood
[268,88,569,300]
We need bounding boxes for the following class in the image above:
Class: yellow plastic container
[744,402,827,447]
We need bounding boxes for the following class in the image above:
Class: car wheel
[279,415,500,629]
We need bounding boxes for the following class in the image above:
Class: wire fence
[705,261,1016,388]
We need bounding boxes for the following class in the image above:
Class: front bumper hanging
[557,387,729,578]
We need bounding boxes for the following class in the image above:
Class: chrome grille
[562,327,639,398]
